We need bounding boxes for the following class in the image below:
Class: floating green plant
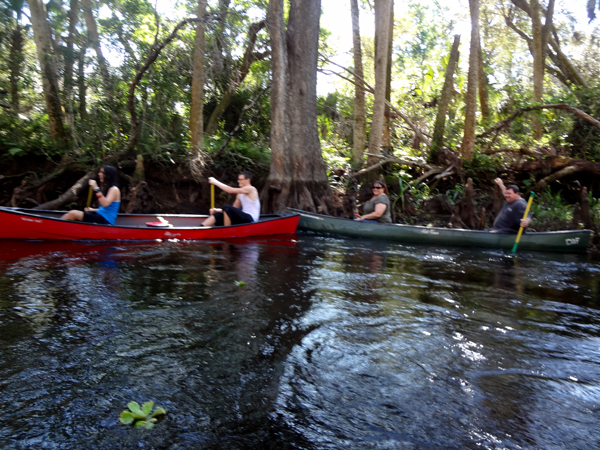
[119,401,166,429]
[235,281,246,287]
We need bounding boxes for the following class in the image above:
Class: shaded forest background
[2,0,600,238]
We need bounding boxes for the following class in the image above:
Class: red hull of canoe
[0,208,299,241]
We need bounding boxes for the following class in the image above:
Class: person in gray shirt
[356,180,392,224]
[491,178,531,233]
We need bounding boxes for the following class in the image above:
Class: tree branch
[320,55,431,148]
[477,103,600,140]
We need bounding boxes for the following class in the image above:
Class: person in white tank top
[203,171,261,227]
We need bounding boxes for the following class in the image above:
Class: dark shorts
[213,205,254,226]
[82,211,110,224]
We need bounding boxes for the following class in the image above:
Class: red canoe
[0,207,299,241]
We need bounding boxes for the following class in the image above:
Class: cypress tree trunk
[9,24,23,112]
[382,5,394,151]
[78,46,87,120]
[460,0,480,160]
[350,0,366,168]
[478,41,490,123]
[64,0,79,126]
[27,0,67,143]
[190,0,207,153]
[430,35,460,161]
[261,0,333,214]
[367,0,393,164]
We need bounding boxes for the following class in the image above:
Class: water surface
[0,236,599,449]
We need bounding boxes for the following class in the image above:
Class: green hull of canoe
[290,209,592,253]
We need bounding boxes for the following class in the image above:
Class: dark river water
[0,235,599,449]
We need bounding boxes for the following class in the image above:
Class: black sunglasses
[372,185,383,189]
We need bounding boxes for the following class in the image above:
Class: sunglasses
[372,186,383,189]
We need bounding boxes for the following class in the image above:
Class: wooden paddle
[211,184,215,209]
[511,192,534,254]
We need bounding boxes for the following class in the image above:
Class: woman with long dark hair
[355,180,392,223]
[61,165,121,225]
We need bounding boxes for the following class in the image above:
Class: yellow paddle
[86,185,93,208]
[511,192,534,254]
[211,184,215,209]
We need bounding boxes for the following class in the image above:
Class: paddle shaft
[511,192,534,254]
[86,186,93,208]
[211,184,214,209]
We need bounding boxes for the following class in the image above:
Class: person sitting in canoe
[355,180,392,224]
[61,165,121,225]
[490,178,531,233]
[202,172,261,227]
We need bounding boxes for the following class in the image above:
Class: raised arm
[494,178,506,196]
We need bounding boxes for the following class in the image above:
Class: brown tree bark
[64,0,79,126]
[190,0,207,153]
[367,0,393,165]
[27,0,67,143]
[9,23,23,112]
[261,0,333,214]
[382,3,394,151]
[350,0,366,168]
[78,46,87,120]
[205,20,267,136]
[430,35,460,160]
[460,0,480,160]
[478,40,490,123]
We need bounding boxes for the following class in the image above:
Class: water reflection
[0,237,599,449]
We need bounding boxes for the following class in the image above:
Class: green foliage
[120,400,166,430]
[235,280,246,287]
[530,186,574,230]
[462,153,501,183]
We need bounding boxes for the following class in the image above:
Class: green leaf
[142,401,154,416]
[8,148,24,156]
[135,420,155,429]
[127,401,147,419]
[120,411,135,425]
[152,407,167,417]
[235,281,246,287]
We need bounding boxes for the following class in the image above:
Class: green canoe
[289,209,592,253]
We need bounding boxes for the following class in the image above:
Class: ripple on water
[0,237,599,449]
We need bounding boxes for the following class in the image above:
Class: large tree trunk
[261,0,333,214]
[9,21,23,112]
[382,4,394,151]
[190,0,207,153]
[430,35,460,160]
[27,0,67,143]
[205,20,266,136]
[531,0,544,139]
[81,0,115,106]
[350,0,366,168]
[64,0,79,127]
[460,0,480,160]
[478,40,490,123]
[367,0,393,165]
[78,46,87,120]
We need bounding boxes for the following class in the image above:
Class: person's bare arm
[494,178,506,196]
[357,203,387,221]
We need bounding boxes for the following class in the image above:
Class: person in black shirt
[490,178,531,233]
